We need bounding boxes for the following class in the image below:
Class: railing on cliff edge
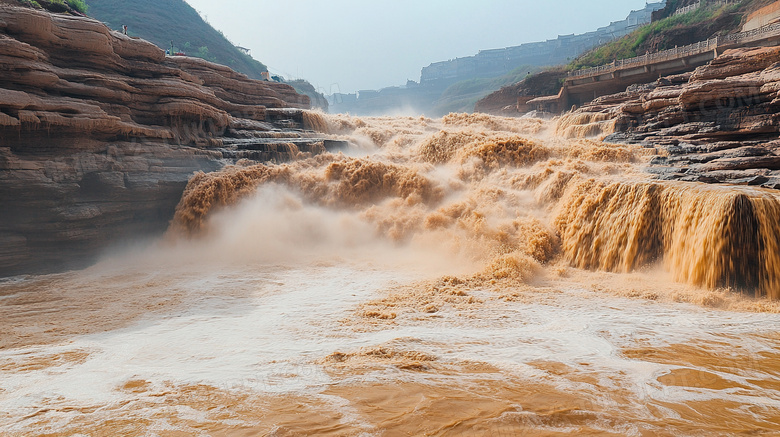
[673,1,702,17]
[673,0,737,17]
[568,20,780,80]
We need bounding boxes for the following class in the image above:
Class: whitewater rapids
[2,112,780,436]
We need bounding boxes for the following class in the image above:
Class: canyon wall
[0,5,313,276]
[420,2,665,87]
[558,46,780,188]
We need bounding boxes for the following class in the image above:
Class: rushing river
[2,113,780,436]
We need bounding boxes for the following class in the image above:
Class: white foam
[2,268,780,430]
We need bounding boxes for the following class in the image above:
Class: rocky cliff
[559,46,780,188]
[285,79,329,112]
[0,4,320,276]
[474,70,566,116]
[476,0,772,118]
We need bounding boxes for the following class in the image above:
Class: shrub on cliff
[18,0,86,14]
[66,0,87,13]
[20,0,42,8]
[85,0,268,79]
[570,1,743,70]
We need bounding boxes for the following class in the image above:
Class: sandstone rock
[563,46,780,187]
[690,47,780,81]
[678,75,766,110]
[0,5,324,276]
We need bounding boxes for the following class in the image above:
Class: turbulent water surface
[2,113,780,436]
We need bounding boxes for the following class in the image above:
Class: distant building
[420,2,666,86]
[261,71,272,81]
[236,46,251,55]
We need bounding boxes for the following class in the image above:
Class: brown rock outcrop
[559,47,780,189]
[475,70,566,116]
[0,5,318,276]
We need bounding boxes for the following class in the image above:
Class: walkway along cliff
[0,4,332,276]
[558,45,780,186]
[476,1,780,116]
[562,21,780,108]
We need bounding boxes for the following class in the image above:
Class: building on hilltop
[420,2,666,86]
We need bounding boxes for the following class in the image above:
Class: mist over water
[3,112,780,435]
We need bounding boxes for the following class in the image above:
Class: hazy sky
[184,0,651,94]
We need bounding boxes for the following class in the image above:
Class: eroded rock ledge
[0,5,323,276]
[560,46,780,189]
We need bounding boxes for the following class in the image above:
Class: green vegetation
[285,79,329,110]
[168,42,217,62]
[481,0,777,109]
[181,42,216,62]
[85,0,268,79]
[20,0,41,8]
[17,0,85,13]
[66,0,87,13]
[570,1,744,70]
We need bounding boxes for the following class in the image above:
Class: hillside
[474,70,566,115]
[570,0,773,70]
[430,66,543,115]
[0,3,315,275]
[286,79,329,112]
[477,0,780,115]
[330,2,664,117]
[85,0,268,79]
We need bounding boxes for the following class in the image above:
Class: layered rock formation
[0,5,322,276]
[558,46,780,189]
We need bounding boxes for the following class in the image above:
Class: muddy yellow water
[2,112,780,436]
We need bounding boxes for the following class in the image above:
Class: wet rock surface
[0,5,329,276]
[563,47,780,189]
